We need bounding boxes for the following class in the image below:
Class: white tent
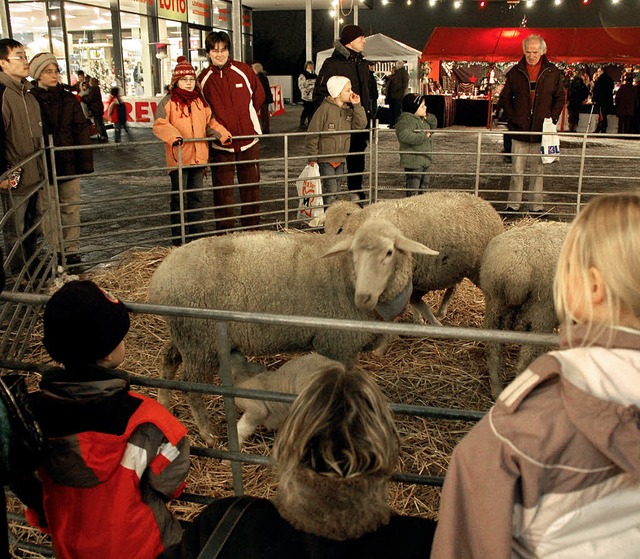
[315,33,422,95]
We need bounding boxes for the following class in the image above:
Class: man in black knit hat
[313,24,371,202]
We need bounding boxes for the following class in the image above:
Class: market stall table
[424,94,455,128]
[454,98,490,127]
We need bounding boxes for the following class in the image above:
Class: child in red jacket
[12,280,191,559]
[154,57,231,245]
[106,87,131,143]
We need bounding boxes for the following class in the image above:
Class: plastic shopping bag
[296,164,324,226]
[540,118,560,164]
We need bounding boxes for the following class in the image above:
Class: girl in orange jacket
[153,56,231,245]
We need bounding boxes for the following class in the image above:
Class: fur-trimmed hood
[273,468,392,540]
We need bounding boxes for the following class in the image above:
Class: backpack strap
[196,497,257,559]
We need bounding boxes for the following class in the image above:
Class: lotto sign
[157,0,187,21]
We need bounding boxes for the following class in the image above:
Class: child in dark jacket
[107,87,131,143]
[395,93,437,196]
[11,280,190,559]
[307,75,367,206]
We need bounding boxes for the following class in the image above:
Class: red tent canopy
[422,27,640,64]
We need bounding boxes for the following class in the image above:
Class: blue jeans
[319,162,344,206]
[169,168,205,245]
[405,167,431,196]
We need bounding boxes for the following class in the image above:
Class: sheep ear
[395,235,439,256]
[322,236,353,258]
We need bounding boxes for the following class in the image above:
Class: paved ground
[78,103,640,269]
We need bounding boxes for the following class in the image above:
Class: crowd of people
[1,26,640,559]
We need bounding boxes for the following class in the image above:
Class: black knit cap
[402,93,427,114]
[43,280,130,366]
[340,24,365,46]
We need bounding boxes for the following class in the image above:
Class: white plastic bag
[540,118,560,164]
[296,164,324,226]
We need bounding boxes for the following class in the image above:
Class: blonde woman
[160,366,436,558]
[433,192,640,559]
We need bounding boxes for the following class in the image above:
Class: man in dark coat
[29,52,93,270]
[386,60,409,128]
[313,25,371,201]
[566,69,589,132]
[498,34,564,214]
[592,66,614,133]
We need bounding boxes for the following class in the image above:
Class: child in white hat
[306,75,367,207]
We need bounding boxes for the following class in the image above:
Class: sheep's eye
[386,249,393,258]
[337,227,343,234]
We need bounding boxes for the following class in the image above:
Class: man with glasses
[198,31,265,231]
[29,52,93,273]
[0,38,46,278]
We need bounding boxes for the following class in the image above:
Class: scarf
[170,86,205,117]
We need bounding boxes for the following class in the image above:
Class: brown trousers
[210,143,261,231]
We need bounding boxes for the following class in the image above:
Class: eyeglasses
[42,68,60,75]
[178,77,196,83]
[7,55,28,62]
[209,48,228,54]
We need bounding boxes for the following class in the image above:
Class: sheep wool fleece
[432,325,640,559]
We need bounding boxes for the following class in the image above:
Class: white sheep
[479,220,570,398]
[230,352,343,447]
[323,192,504,326]
[149,218,437,444]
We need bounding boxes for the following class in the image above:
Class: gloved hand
[172,138,183,147]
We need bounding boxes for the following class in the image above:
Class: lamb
[323,192,504,325]
[230,352,343,447]
[479,220,570,398]
[148,218,437,444]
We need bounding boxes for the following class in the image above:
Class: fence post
[474,130,482,197]
[46,136,65,264]
[283,134,289,228]
[216,321,244,496]
[576,133,588,214]
[177,144,186,245]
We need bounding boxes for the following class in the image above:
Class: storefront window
[157,18,183,91]
[65,2,116,93]
[120,12,154,96]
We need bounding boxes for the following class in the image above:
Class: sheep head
[323,218,438,312]
[323,200,363,235]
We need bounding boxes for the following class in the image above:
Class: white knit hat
[327,76,350,98]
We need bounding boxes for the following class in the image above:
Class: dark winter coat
[615,83,638,118]
[158,469,436,559]
[82,85,105,118]
[313,41,372,117]
[387,67,409,100]
[257,72,273,104]
[498,55,564,143]
[567,75,589,110]
[592,71,615,112]
[31,84,93,181]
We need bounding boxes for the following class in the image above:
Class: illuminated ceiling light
[339,17,344,22]
[454,0,461,8]
[554,0,561,4]
[407,0,411,4]
[526,0,534,6]
[382,0,388,4]
[329,9,336,16]
[429,0,436,5]
[480,0,485,6]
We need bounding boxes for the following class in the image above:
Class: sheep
[479,220,570,398]
[323,192,504,326]
[148,218,437,445]
[230,352,343,447]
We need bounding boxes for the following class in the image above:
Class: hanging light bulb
[429,0,436,5]
[407,0,411,4]
[454,0,461,8]
[554,0,561,5]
